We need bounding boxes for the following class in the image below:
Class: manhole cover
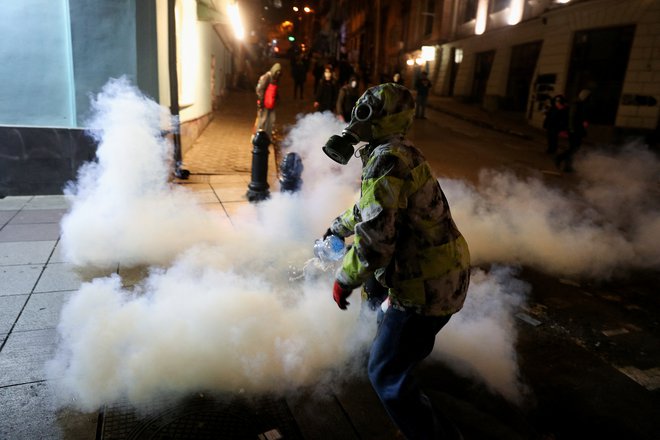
[100,393,302,440]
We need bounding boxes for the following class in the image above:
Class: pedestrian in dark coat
[336,75,361,122]
[414,71,432,119]
[556,89,591,173]
[543,94,568,154]
[291,54,307,99]
[314,66,338,113]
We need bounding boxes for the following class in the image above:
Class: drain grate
[100,393,303,440]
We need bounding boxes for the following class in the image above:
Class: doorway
[471,50,495,103]
[506,41,542,112]
[566,25,635,125]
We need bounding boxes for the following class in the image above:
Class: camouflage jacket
[330,135,470,316]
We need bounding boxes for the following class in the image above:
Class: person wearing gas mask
[321,83,470,440]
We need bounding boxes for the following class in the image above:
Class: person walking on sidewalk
[336,75,361,122]
[291,53,307,100]
[556,89,591,173]
[314,66,338,113]
[320,83,470,440]
[414,71,432,119]
[543,94,568,154]
[254,63,282,140]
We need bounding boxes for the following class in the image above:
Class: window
[423,0,436,36]
[463,0,478,22]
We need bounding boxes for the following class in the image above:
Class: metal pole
[246,130,271,202]
[168,0,189,179]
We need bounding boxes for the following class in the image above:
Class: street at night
[1,1,659,439]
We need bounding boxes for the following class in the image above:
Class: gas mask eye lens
[354,103,373,122]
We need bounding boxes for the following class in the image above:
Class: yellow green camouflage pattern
[330,135,471,316]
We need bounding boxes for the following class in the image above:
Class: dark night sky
[258,0,318,25]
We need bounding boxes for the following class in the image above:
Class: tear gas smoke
[441,144,660,278]
[59,77,227,268]
[49,78,658,412]
[47,250,374,411]
[434,266,530,403]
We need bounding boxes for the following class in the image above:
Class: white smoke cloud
[49,78,659,412]
[433,266,530,404]
[577,143,660,269]
[59,77,226,268]
[47,249,374,411]
[441,143,660,278]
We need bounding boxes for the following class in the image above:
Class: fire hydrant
[279,152,303,193]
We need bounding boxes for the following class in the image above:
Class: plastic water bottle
[313,235,346,262]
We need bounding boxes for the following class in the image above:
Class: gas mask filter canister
[322,102,374,165]
[322,131,359,165]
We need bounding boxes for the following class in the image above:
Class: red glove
[333,280,353,310]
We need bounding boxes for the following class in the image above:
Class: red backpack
[264,83,278,109]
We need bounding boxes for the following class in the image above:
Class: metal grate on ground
[99,392,303,440]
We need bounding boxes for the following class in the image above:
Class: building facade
[0,0,238,195]
[328,0,660,144]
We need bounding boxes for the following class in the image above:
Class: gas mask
[322,98,377,165]
[322,83,415,165]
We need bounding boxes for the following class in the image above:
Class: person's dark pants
[368,307,452,439]
[546,130,559,154]
[415,95,428,118]
[556,132,583,172]
[294,81,304,99]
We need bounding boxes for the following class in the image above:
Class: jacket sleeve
[330,204,359,238]
[256,74,269,100]
[336,153,403,288]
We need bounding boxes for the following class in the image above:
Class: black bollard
[279,152,303,193]
[246,130,271,202]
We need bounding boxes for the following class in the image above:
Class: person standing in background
[543,94,568,155]
[556,89,591,173]
[291,54,307,100]
[336,75,361,122]
[314,66,339,113]
[414,71,432,119]
[254,63,282,139]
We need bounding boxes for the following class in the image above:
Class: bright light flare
[507,0,524,25]
[228,2,245,40]
[421,46,436,62]
[475,0,489,35]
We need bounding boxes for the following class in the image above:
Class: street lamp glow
[507,0,524,25]
[421,45,435,61]
[228,2,245,40]
[475,0,488,35]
